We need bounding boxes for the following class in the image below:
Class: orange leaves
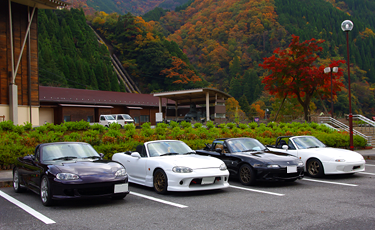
[160,57,202,84]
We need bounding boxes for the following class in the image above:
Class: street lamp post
[324,67,339,118]
[341,20,354,151]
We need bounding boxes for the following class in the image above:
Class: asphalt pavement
[1,148,375,188]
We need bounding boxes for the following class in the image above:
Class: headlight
[56,173,79,180]
[335,159,346,162]
[298,162,304,167]
[219,163,227,171]
[115,168,127,177]
[172,166,193,173]
[267,164,280,168]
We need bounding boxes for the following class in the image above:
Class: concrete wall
[0,104,39,125]
[39,107,54,125]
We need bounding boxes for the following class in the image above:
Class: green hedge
[0,120,368,169]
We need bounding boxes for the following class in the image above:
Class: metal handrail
[318,116,372,144]
[353,114,375,127]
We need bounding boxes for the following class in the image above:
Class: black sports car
[13,142,129,206]
[196,138,304,185]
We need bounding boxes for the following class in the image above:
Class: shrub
[238,123,247,129]
[248,122,258,129]
[169,121,179,128]
[0,120,14,131]
[141,122,151,129]
[206,120,215,129]
[64,132,81,142]
[193,122,203,128]
[180,121,192,129]
[109,123,121,130]
[23,122,32,131]
[226,122,236,129]
[91,123,106,133]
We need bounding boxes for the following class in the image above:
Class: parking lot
[1,160,375,230]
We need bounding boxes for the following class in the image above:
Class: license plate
[287,166,297,173]
[114,183,128,193]
[201,177,215,185]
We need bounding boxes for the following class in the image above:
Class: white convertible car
[112,140,229,194]
[267,136,365,177]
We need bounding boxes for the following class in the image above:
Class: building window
[140,115,149,123]
[64,116,71,122]
[215,113,225,118]
[87,116,93,122]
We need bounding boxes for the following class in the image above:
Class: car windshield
[42,143,100,161]
[122,114,132,119]
[292,136,326,149]
[147,141,194,157]
[105,115,115,120]
[227,138,267,152]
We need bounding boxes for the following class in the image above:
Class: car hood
[155,154,224,169]
[302,147,365,161]
[53,160,123,176]
[235,151,300,164]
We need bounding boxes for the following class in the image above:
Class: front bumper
[254,166,304,181]
[51,176,129,200]
[166,168,230,192]
[322,160,365,175]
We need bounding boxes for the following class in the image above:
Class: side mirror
[282,145,288,150]
[99,153,104,159]
[215,148,223,154]
[131,152,141,158]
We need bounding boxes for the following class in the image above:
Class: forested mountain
[40,0,375,119]
[89,12,206,92]
[68,0,190,16]
[148,0,375,117]
[38,9,126,92]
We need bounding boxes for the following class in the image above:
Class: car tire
[111,194,127,200]
[306,158,324,178]
[40,176,54,206]
[239,164,256,186]
[13,168,25,193]
[153,169,168,194]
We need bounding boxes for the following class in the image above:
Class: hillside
[150,0,375,117]
[68,0,190,15]
[38,8,126,92]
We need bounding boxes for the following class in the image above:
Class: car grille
[64,185,114,196]
[189,177,222,186]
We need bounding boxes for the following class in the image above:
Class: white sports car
[112,140,229,194]
[266,136,365,177]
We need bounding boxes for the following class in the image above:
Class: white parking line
[0,191,55,224]
[302,178,358,187]
[358,172,375,176]
[129,191,188,208]
[365,164,375,166]
[229,185,285,196]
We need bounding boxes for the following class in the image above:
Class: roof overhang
[153,88,232,105]
[58,104,113,108]
[10,0,70,9]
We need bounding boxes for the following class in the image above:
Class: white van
[112,114,135,127]
[99,115,118,127]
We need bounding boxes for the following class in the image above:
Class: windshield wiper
[242,149,257,152]
[307,146,320,149]
[82,156,101,159]
[160,152,179,156]
[184,152,196,155]
[52,156,77,161]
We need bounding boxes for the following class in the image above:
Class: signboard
[156,112,163,122]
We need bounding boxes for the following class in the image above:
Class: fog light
[224,177,227,181]
[179,180,183,185]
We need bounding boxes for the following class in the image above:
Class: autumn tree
[259,35,345,121]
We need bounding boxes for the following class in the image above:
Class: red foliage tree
[259,35,345,121]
